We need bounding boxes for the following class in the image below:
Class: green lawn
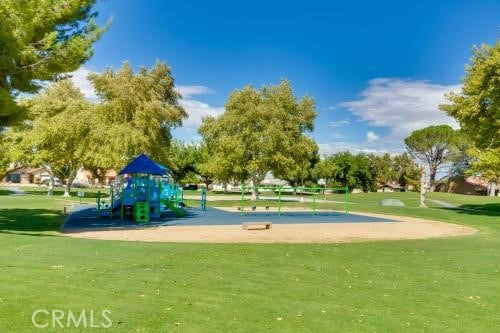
[0,192,499,332]
[0,188,13,196]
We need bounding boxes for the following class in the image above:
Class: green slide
[163,200,185,217]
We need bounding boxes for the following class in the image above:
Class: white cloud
[179,99,224,127]
[176,85,214,99]
[366,131,380,142]
[318,142,405,156]
[330,133,345,139]
[322,105,337,111]
[68,66,97,100]
[329,119,351,127]
[176,85,224,128]
[340,78,461,140]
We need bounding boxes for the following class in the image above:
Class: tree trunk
[488,181,497,197]
[428,165,437,192]
[419,166,426,208]
[44,165,55,196]
[250,178,260,201]
[62,166,79,197]
[64,175,75,197]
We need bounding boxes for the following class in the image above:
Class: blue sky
[73,0,499,155]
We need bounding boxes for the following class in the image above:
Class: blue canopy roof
[117,153,170,176]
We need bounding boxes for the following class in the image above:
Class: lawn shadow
[438,203,500,217]
[23,188,109,199]
[0,208,65,234]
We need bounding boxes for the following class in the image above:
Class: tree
[274,136,319,189]
[0,0,107,126]
[312,156,340,187]
[404,125,459,192]
[325,152,374,191]
[440,42,500,195]
[392,153,420,191]
[467,148,500,196]
[199,80,317,200]
[440,42,499,150]
[168,140,204,185]
[86,61,187,171]
[370,153,395,187]
[5,80,93,196]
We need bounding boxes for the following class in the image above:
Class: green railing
[239,186,350,216]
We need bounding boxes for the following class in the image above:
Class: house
[377,181,404,193]
[73,169,117,186]
[2,167,51,184]
[2,166,117,187]
[436,176,489,195]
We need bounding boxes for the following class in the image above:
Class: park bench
[242,222,272,230]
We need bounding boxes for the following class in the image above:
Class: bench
[242,222,272,230]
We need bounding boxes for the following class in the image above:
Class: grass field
[0,190,499,332]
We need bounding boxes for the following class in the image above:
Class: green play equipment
[239,185,350,216]
[96,153,185,222]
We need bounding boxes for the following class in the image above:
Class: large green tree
[440,42,500,195]
[312,156,340,188]
[168,140,205,185]
[86,61,187,171]
[314,152,374,191]
[199,80,317,199]
[370,153,395,187]
[0,0,107,126]
[274,136,319,188]
[404,125,459,192]
[392,153,420,191]
[4,80,94,196]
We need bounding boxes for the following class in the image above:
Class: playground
[56,153,475,243]
[64,208,474,243]
[0,180,497,332]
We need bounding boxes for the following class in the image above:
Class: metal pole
[240,184,245,215]
[96,191,100,219]
[345,186,349,214]
[312,187,317,216]
[110,187,114,219]
[120,184,124,221]
[278,186,282,216]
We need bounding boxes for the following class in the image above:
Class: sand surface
[64,210,476,244]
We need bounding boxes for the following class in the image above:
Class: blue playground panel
[62,206,397,231]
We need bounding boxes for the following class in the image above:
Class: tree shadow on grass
[23,188,109,199]
[0,189,13,196]
[438,203,500,217]
[0,208,65,234]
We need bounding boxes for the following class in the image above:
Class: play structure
[96,153,185,223]
[239,185,350,216]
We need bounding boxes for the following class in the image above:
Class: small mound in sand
[64,211,476,244]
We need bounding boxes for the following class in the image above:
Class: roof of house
[380,181,404,189]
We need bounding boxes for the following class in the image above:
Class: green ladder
[134,202,150,223]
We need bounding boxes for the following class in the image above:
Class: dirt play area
[63,207,476,243]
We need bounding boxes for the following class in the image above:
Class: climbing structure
[97,153,184,222]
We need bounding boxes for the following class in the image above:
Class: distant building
[2,167,51,184]
[377,181,405,193]
[436,176,489,195]
[2,166,116,186]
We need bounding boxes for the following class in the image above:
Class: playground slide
[163,200,185,217]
